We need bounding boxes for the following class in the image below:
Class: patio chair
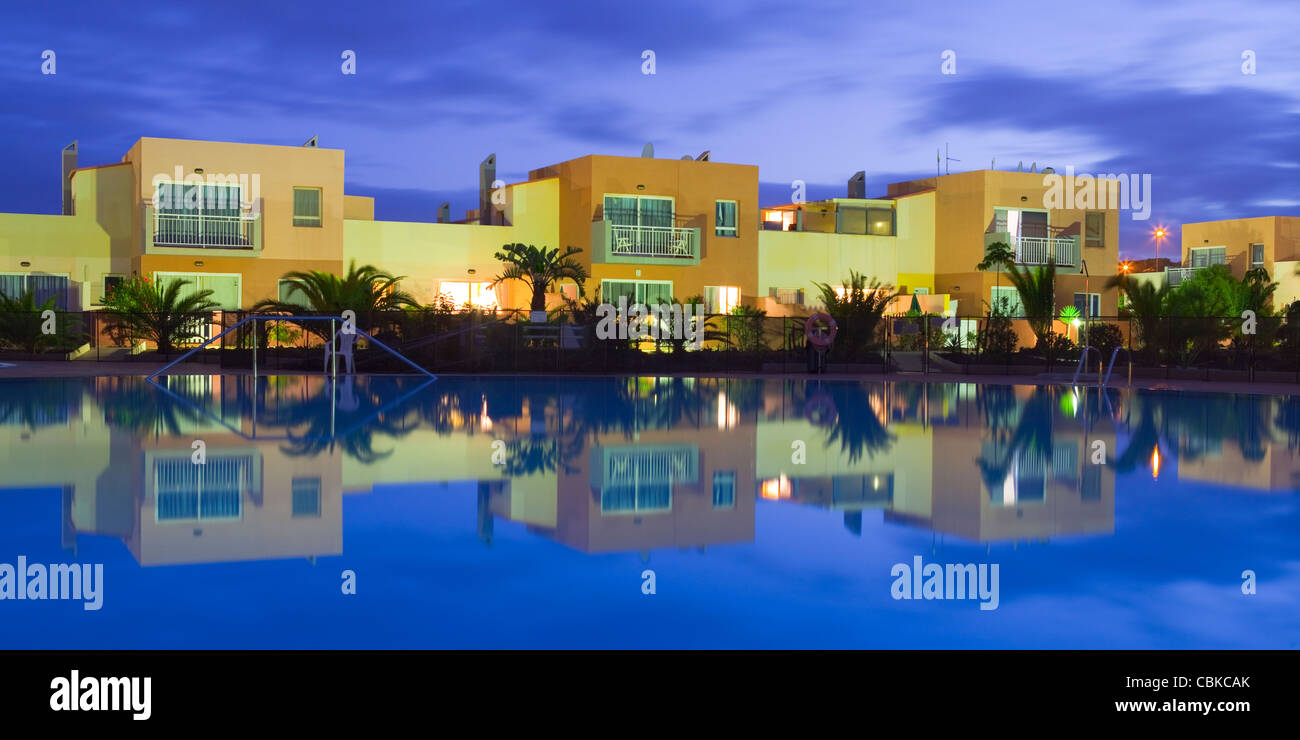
[324,328,356,375]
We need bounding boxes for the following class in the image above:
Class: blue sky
[2,0,1298,258]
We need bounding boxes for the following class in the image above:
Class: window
[103,275,124,303]
[866,207,895,236]
[0,273,71,310]
[712,471,736,509]
[292,478,322,518]
[1073,292,1101,318]
[715,200,738,237]
[1189,246,1226,268]
[277,279,313,308]
[994,208,1048,238]
[155,272,242,309]
[703,286,740,314]
[436,281,499,309]
[771,287,805,305]
[1085,212,1105,247]
[293,187,322,227]
[600,279,673,308]
[1251,243,1265,269]
[990,286,1022,316]
[604,194,673,227]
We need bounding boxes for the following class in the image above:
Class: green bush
[1080,322,1124,358]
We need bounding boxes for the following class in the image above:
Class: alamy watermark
[0,556,103,611]
[891,555,999,611]
[595,298,705,349]
[1042,166,1152,221]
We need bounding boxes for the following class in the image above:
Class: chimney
[61,141,77,215]
[478,154,496,226]
[847,170,866,199]
[437,202,450,223]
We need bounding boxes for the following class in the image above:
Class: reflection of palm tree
[0,378,85,430]
[975,386,1055,491]
[273,377,424,463]
[1276,397,1300,451]
[820,383,895,463]
[96,378,207,437]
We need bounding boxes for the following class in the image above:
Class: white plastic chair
[324,329,356,375]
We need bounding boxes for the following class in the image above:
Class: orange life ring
[805,313,838,348]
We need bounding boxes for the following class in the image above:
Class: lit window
[704,286,740,314]
[437,281,499,309]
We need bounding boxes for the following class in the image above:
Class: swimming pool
[0,374,1296,649]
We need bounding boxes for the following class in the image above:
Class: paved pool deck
[1,360,1298,396]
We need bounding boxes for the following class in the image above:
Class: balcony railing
[146,204,261,250]
[1014,235,1079,266]
[1165,266,1201,287]
[606,222,699,260]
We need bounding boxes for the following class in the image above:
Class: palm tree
[812,270,896,358]
[1109,274,1167,359]
[0,289,83,353]
[977,241,1015,314]
[491,243,588,316]
[1004,261,1057,346]
[252,261,417,341]
[100,275,220,355]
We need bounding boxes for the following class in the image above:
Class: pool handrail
[1102,346,1133,387]
[1072,344,1104,385]
[146,314,436,380]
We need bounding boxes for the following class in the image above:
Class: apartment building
[1176,216,1300,304]
[0,136,1123,326]
[757,169,1123,321]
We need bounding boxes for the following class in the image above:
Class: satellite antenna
[680,155,692,160]
[303,136,318,147]
[641,143,654,158]
[695,150,710,162]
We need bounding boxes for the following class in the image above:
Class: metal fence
[6,308,1300,382]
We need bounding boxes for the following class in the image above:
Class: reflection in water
[0,375,1297,569]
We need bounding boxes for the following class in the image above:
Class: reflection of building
[9,377,1300,563]
[754,383,1117,543]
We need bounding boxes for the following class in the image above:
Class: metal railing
[607,223,698,259]
[1165,266,1202,287]
[1016,235,1080,266]
[154,211,258,249]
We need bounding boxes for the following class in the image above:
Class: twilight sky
[2,0,1298,259]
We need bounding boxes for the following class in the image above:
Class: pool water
[0,374,1296,649]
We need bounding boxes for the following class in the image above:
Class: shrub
[1080,322,1124,358]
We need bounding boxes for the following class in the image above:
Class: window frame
[292,186,323,228]
[1085,212,1105,247]
[715,200,738,237]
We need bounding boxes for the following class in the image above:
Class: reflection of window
[292,478,322,517]
[1082,465,1101,501]
[1085,212,1105,247]
[293,187,322,227]
[703,286,740,314]
[437,281,499,309]
[155,455,255,522]
[712,471,736,508]
[715,200,738,237]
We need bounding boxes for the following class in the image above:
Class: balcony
[985,232,1080,267]
[1165,266,1201,287]
[145,204,263,252]
[592,220,700,265]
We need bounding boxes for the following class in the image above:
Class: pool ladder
[1072,346,1132,386]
